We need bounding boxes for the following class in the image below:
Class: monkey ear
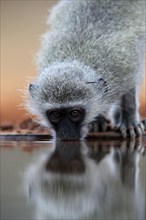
[97,77,108,95]
[86,77,108,95]
[29,83,39,98]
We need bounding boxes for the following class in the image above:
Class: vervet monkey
[27,0,145,140]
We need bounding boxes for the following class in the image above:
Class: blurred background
[1,0,146,124]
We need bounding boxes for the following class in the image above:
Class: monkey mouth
[57,136,81,141]
[56,132,81,141]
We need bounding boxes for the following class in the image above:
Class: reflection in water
[24,141,145,220]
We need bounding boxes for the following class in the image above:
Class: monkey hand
[89,115,111,133]
[114,119,145,139]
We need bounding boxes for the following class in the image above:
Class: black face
[46,107,85,140]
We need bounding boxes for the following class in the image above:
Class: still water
[0,140,146,220]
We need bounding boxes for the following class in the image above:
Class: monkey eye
[69,109,84,121]
[46,110,62,124]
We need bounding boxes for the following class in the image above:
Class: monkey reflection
[45,142,85,174]
[24,141,145,220]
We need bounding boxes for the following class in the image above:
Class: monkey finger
[128,127,136,141]
[134,126,142,137]
[120,127,127,138]
[141,119,146,130]
[138,122,145,132]
[92,123,99,132]
[88,123,93,132]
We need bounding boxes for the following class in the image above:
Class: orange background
[1,0,146,124]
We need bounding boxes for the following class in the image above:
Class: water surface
[1,140,146,220]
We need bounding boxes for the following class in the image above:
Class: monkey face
[46,107,85,140]
[27,63,110,139]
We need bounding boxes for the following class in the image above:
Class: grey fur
[27,0,145,138]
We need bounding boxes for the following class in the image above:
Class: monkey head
[27,61,109,140]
